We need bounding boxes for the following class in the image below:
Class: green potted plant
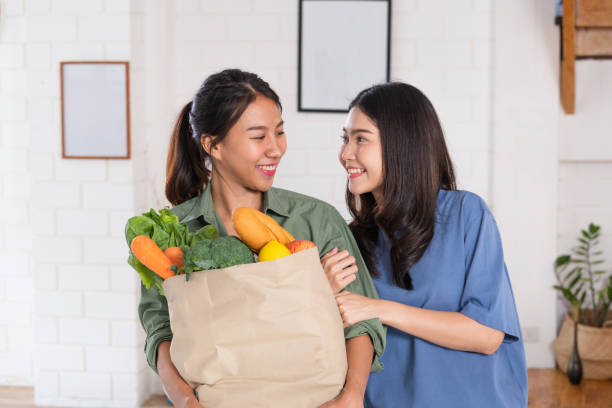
[553,223,612,380]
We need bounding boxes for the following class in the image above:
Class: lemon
[258,240,291,262]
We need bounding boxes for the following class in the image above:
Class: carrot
[130,235,175,280]
[164,246,184,268]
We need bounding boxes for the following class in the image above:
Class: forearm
[156,341,198,406]
[343,334,373,398]
[376,299,503,355]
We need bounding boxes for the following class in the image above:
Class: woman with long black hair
[138,69,385,408]
[333,82,528,407]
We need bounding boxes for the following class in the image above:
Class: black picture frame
[298,0,391,113]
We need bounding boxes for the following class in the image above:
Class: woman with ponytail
[332,83,528,407]
[138,69,385,408]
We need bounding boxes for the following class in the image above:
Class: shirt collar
[181,183,290,225]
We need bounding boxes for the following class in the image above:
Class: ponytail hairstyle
[346,83,456,290]
[165,69,282,205]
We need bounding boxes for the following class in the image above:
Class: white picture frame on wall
[298,0,391,113]
[60,61,131,159]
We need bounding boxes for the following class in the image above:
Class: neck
[209,168,264,224]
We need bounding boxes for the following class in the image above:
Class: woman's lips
[256,164,277,176]
[347,167,365,179]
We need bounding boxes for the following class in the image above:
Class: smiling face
[339,107,384,200]
[205,95,286,193]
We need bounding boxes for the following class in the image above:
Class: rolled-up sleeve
[138,284,173,373]
[319,209,386,373]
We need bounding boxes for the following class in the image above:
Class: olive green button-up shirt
[137,183,386,374]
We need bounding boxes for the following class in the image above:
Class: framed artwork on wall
[60,61,130,159]
[298,0,391,113]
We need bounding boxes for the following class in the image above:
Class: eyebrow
[247,120,284,131]
[342,127,374,135]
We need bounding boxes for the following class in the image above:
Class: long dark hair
[347,83,456,290]
[166,69,282,205]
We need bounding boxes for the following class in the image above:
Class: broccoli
[182,236,254,280]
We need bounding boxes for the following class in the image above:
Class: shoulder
[169,194,202,222]
[270,187,345,221]
[437,189,493,224]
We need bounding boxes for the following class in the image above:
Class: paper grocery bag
[162,247,348,408]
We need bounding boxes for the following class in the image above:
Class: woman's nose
[266,134,282,157]
[340,142,355,161]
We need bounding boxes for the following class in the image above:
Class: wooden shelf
[561,0,612,114]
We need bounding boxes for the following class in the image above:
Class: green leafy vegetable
[182,236,254,280]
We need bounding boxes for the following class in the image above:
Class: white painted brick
[417,40,472,68]
[1,17,27,42]
[31,263,56,292]
[392,40,417,68]
[34,371,59,399]
[445,13,490,39]
[252,0,295,13]
[200,0,252,13]
[36,344,83,370]
[0,301,31,325]
[105,0,131,14]
[394,12,445,40]
[52,43,105,67]
[0,351,31,377]
[111,265,139,293]
[33,317,58,344]
[52,0,103,14]
[25,0,50,14]
[108,161,133,182]
[6,276,33,301]
[35,317,58,344]
[110,210,132,238]
[0,249,30,276]
[25,43,51,69]
[175,0,199,15]
[0,95,26,120]
[0,327,6,350]
[0,44,24,68]
[308,150,345,176]
[276,149,308,177]
[7,326,32,351]
[85,292,137,319]
[55,159,107,182]
[79,15,130,41]
[60,372,111,400]
[111,321,139,346]
[31,182,80,209]
[228,15,281,41]
[175,15,227,42]
[58,265,109,291]
[559,179,612,207]
[1,69,27,94]
[2,174,32,200]
[29,122,61,154]
[0,199,29,225]
[1,122,30,148]
[30,152,55,181]
[27,97,55,125]
[4,0,24,16]
[57,209,108,236]
[27,16,77,41]
[0,280,5,300]
[0,147,28,174]
[104,41,130,59]
[112,373,139,400]
[83,183,134,210]
[60,318,109,345]
[30,208,55,236]
[473,40,491,68]
[446,68,490,97]
[86,346,138,373]
[83,237,128,264]
[36,291,82,317]
[255,42,295,69]
[28,70,59,97]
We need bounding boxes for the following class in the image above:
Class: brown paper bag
[162,247,348,408]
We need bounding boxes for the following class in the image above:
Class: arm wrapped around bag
[162,247,348,408]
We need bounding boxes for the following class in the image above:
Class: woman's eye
[277,130,285,136]
[250,135,265,140]
[357,136,366,143]
[340,135,348,144]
